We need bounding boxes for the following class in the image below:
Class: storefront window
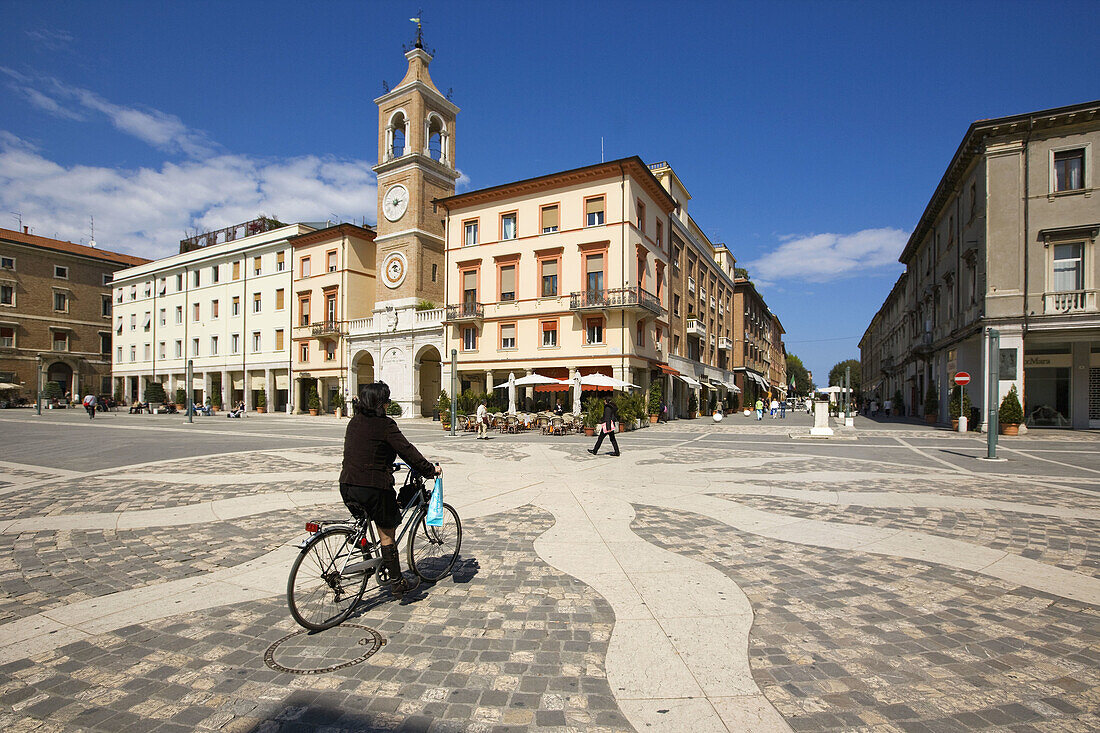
[1024,347,1072,427]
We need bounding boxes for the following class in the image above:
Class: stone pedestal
[810,400,834,436]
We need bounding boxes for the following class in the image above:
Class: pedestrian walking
[82,393,97,419]
[769,398,779,419]
[476,400,489,439]
[754,398,764,420]
[587,396,620,456]
[779,400,786,418]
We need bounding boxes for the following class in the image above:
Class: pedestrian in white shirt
[476,400,489,440]
[769,399,779,419]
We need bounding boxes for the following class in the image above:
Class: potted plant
[583,397,602,436]
[174,386,186,410]
[386,401,403,417]
[256,389,267,414]
[307,383,320,416]
[437,390,451,429]
[43,381,63,408]
[144,382,166,412]
[999,384,1023,436]
[948,385,970,431]
[687,392,698,419]
[892,389,905,418]
[923,383,938,424]
[648,382,662,424]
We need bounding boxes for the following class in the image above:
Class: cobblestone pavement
[1,411,1098,732]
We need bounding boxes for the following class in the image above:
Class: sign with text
[954,372,971,386]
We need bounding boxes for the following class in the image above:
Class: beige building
[436,157,675,403]
[0,227,148,402]
[289,223,377,413]
[861,100,1100,429]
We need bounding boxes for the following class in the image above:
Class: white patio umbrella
[579,373,640,390]
[511,374,566,387]
[571,372,582,415]
[506,372,517,414]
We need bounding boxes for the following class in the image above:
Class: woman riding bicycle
[340,381,440,598]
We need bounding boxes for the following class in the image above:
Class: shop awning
[679,375,702,388]
[658,364,680,376]
[727,382,741,393]
[533,367,570,392]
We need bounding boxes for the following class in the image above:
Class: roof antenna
[89,215,97,248]
[601,137,604,163]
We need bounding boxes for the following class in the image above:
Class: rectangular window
[158,341,165,358]
[252,292,261,313]
[462,270,478,304]
[0,256,13,269]
[540,205,559,233]
[193,270,200,287]
[300,257,311,278]
[431,263,437,282]
[231,333,240,353]
[253,256,262,276]
[232,261,241,280]
[1053,149,1085,192]
[174,340,182,358]
[655,219,663,248]
[674,294,681,317]
[275,329,284,351]
[300,296,311,326]
[54,292,67,312]
[464,220,479,246]
[54,265,68,279]
[0,283,13,306]
[157,278,165,295]
[585,197,605,227]
[116,345,122,362]
[540,259,558,297]
[251,331,261,352]
[115,288,123,304]
[144,282,151,298]
[541,320,558,347]
[327,250,337,272]
[500,323,516,350]
[129,344,136,361]
[210,336,218,356]
[159,308,166,325]
[1053,243,1084,291]
[586,253,604,293]
[0,326,14,347]
[636,320,645,348]
[325,342,336,361]
[501,213,517,240]
[141,343,150,360]
[176,273,183,290]
[276,288,285,310]
[325,293,337,322]
[276,251,286,272]
[143,311,151,331]
[192,302,200,321]
[130,285,136,300]
[102,296,111,317]
[636,200,646,232]
[211,265,219,283]
[499,264,516,301]
[462,327,477,351]
[191,338,199,356]
[175,305,183,324]
[299,343,309,362]
[585,317,604,345]
[211,299,219,319]
[232,296,240,316]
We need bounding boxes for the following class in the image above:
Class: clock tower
[373,40,458,305]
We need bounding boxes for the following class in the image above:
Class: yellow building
[437,157,676,403]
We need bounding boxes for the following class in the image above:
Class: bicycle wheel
[407,503,462,582]
[287,527,368,631]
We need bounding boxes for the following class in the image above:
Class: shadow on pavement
[244,690,451,732]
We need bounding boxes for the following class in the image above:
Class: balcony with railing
[1044,290,1097,314]
[718,336,733,351]
[444,302,484,323]
[293,321,345,339]
[687,276,696,293]
[685,318,706,338]
[569,287,662,315]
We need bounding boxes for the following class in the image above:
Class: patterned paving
[718,494,1100,577]
[0,507,633,733]
[631,504,1100,732]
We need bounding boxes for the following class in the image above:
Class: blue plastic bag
[426,476,444,526]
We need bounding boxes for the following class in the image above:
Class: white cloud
[746,228,909,286]
[455,169,471,190]
[24,29,74,51]
[0,133,377,259]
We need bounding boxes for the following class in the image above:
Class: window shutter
[587,254,604,273]
[586,198,603,215]
[463,271,477,291]
[542,206,558,230]
[500,266,515,294]
[542,259,557,277]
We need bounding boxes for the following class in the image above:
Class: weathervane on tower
[410,12,423,48]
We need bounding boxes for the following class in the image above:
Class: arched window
[426,114,447,164]
[387,110,408,160]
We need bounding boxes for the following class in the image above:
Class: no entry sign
[954,372,971,386]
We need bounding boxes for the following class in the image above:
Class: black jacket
[602,402,619,432]
[340,414,435,490]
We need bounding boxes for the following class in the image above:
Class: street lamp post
[35,354,42,416]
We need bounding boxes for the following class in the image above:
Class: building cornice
[374,228,445,245]
[374,79,460,116]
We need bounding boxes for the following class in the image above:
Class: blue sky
[1,1,1097,380]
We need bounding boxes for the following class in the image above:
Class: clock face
[382,251,408,289]
[382,184,409,222]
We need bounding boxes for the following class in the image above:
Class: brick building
[0,227,148,403]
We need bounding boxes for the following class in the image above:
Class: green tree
[999,385,1023,425]
[144,382,166,404]
[828,359,861,401]
[785,353,813,394]
[734,267,750,280]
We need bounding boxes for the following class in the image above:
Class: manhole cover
[264,624,385,674]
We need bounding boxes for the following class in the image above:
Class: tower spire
[410,12,423,49]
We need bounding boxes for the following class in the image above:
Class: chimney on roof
[23,226,27,234]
